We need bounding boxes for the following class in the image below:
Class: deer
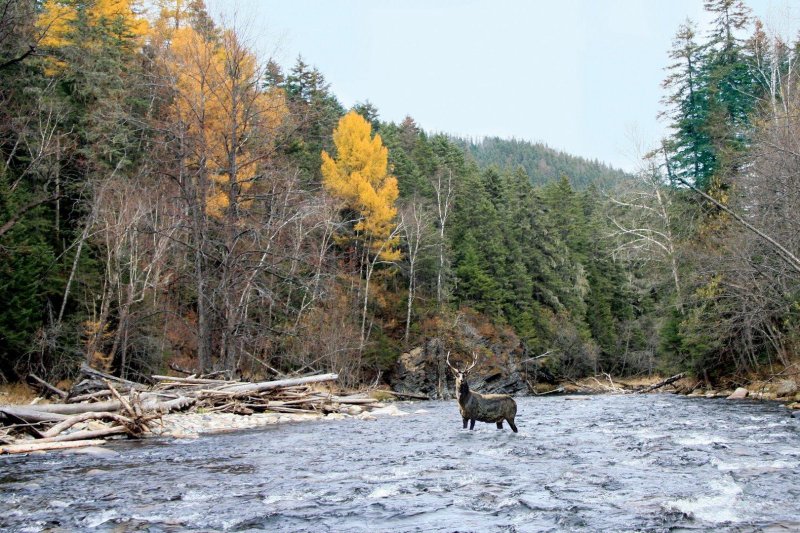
[447,351,518,432]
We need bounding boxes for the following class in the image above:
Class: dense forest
[453,136,631,190]
[0,0,798,389]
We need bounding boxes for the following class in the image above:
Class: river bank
[0,367,414,454]
[536,373,800,415]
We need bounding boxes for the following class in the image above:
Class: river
[2,394,799,532]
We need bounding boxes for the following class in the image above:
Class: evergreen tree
[661,20,716,189]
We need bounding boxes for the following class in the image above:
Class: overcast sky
[206,0,798,172]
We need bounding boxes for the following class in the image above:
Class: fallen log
[384,390,429,400]
[105,381,136,418]
[215,373,339,396]
[141,395,195,413]
[0,439,107,455]
[636,373,686,394]
[79,363,142,387]
[17,393,182,416]
[35,426,128,443]
[27,374,68,399]
[152,375,240,385]
[534,386,565,396]
[41,411,134,439]
[27,401,122,415]
[265,406,319,414]
[68,390,113,403]
[328,396,381,405]
[0,406,69,423]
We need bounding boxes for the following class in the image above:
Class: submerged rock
[64,446,120,457]
[370,405,408,417]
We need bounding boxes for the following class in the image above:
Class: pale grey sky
[207,1,798,171]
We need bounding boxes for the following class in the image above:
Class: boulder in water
[64,446,120,457]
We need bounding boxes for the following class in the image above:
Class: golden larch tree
[167,26,287,219]
[321,111,401,261]
[161,17,288,371]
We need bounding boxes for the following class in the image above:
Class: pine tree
[282,56,344,183]
[661,20,716,189]
[703,0,757,193]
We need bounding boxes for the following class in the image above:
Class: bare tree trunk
[433,169,453,308]
[192,158,211,373]
[405,262,415,342]
[57,180,108,326]
[400,199,431,343]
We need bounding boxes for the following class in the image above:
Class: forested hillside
[453,136,631,189]
[0,0,798,390]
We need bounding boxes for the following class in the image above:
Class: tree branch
[0,194,60,238]
[0,44,36,71]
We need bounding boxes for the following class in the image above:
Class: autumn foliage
[322,111,400,260]
[166,26,287,219]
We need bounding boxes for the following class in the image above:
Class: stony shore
[675,377,800,413]
[144,402,413,439]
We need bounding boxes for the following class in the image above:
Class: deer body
[449,352,518,432]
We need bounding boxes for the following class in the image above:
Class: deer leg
[462,417,468,429]
[496,421,503,429]
[469,419,476,430]
[508,419,518,433]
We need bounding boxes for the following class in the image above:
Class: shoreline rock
[727,387,749,400]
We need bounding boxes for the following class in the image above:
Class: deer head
[446,351,478,400]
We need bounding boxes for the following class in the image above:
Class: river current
[2,394,800,532]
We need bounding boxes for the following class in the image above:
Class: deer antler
[445,351,459,373]
[464,351,478,373]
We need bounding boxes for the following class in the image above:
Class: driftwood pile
[1,364,380,455]
[556,372,687,395]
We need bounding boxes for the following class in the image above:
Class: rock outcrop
[390,337,528,399]
[390,339,451,400]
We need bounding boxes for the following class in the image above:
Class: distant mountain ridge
[452,136,631,189]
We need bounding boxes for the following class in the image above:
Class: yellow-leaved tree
[321,111,401,260]
[321,111,402,352]
[167,26,287,219]
[37,0,148,72]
